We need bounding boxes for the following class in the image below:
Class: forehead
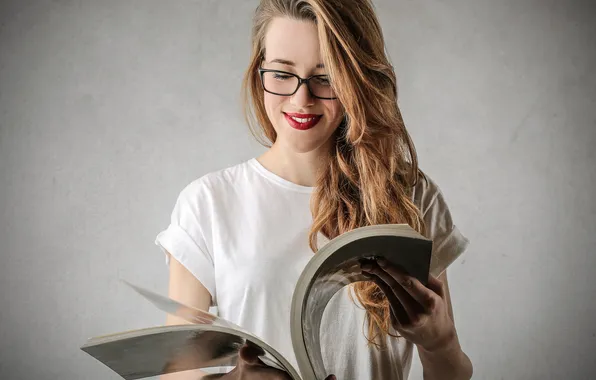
[264,17,322,69]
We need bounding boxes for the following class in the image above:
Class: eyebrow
[268,58,325,69]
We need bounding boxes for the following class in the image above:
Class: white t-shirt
[155,158,469,379]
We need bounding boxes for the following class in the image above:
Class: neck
[257,141,331,187]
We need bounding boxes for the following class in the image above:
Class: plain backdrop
[1,0,595,379]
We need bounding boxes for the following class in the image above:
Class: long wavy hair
[242,0,425,345]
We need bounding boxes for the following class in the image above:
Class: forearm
[417,335,473,380]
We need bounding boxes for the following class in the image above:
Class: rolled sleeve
[155,180,217,305]
[416,175,470,277]
[155,224,216,301]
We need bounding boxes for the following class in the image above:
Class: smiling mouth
[283,112,323,130]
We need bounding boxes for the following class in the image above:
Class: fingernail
[378,259,387,267]
[361,264,372,271]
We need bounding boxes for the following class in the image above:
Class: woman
[156,0,473,379]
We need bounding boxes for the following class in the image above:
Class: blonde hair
[242,0,425,345]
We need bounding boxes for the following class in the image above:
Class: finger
[363,271,410,326]
[239,342,265,366]
[325,375,337,380]
[363,263,421,323]
[427,274,445,298]
[378,260,437,312]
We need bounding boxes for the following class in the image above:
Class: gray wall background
[1,0,595,379]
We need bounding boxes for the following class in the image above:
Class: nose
[290,82,315,108]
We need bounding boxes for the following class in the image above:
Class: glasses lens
[262,71,299,96]
[309,76,335,99]
[262,71,336,99]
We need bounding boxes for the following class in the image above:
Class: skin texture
[257,17,344,188]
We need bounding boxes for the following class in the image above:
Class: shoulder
[410,169,457,228]
[411,169,470,275]
[176,159,254,202]
[411,170,446,217]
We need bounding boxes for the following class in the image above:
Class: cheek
[264,93,285,116]
[323,100,344,125]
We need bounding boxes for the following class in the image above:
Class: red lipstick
[284,112,323,131]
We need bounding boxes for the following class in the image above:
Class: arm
[416,272,473,380]
[160,252,213,380]
[162,254,297,380]
[165,252,212,324]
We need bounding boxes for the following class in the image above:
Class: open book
[81,224,457,380]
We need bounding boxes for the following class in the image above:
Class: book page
[123,281,292,374]
[290,225,433,380]
[80,282,303,380]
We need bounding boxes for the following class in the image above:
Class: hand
[215,342,291,380]
[216,343,337,380]
[360,259,456,352]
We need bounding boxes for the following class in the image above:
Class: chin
[280,132,334,154]
[271,114,340,154]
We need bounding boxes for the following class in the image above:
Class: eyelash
[273,73,293,80]
[271,73,331,85]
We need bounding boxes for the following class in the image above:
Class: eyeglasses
[258,68,337,100]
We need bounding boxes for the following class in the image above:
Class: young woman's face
[261,17,344,154]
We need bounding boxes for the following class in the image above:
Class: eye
[272,73,293,81]
[313,76,331,86]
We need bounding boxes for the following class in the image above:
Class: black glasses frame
[258,68,337,100]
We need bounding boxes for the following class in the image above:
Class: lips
[284,112,323,131]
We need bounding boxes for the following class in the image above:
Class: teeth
[291,116,315,123]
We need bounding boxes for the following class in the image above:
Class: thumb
[238,342,265,366]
